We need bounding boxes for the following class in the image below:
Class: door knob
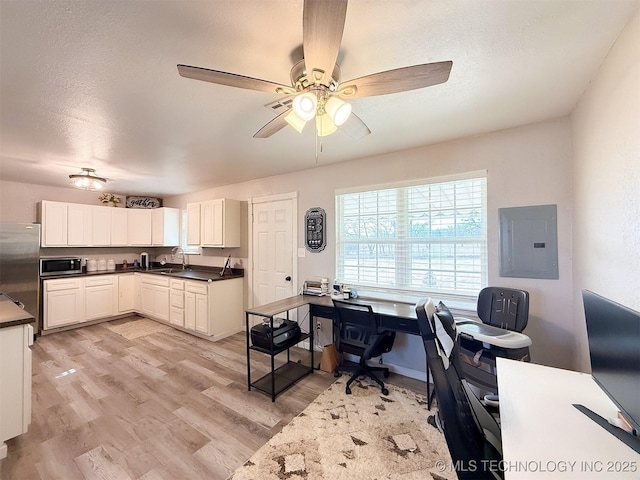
[285,276,291,282]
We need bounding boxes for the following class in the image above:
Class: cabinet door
[185,291,196,330]
[118,275,136,313]
[152,208,180,246]
[111,208,128,246]
[194,294,209,334]
[140,284,156,318]
[67,204,91,246]
[186,203,201,245]
[201,200,223,246]
[128,209,152,246]
[91,206,111,246]
[85,284,114,321]
[41,201,68,246]
[153,286,170,322]
[44,287,84,329]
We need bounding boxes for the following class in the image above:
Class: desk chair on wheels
[416,298,503,480]
[332,299,396,395]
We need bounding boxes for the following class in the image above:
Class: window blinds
[336,174,487,299]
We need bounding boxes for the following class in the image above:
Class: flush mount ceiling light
[69,168,107,190]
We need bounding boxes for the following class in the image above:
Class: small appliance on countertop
[140,252,149,270]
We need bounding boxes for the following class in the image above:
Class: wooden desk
[246,295,425,401]
[497,358,640,479]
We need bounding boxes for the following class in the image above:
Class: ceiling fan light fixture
[325,96,352,126]
[292,92,317,121]
[284,109,307,133]
[69,167,106,190]
[315,113,337,137]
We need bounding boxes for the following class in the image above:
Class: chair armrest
[454,316,482,325]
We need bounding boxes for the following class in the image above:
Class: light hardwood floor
[0,316,427,480]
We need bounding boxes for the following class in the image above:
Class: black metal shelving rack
[245,310,314,402]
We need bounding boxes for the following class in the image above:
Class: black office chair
[416,298,503,480]
[332,299,396,395]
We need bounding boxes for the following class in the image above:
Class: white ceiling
[1,0,638,197]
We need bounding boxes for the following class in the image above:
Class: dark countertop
[0,293,35,329]
[42,264,244,283]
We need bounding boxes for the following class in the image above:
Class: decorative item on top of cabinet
[126,196,162,209]
[98,193,121,207]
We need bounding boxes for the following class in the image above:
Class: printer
[251,318,302,350]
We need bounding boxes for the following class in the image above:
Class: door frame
[247,191,298,309]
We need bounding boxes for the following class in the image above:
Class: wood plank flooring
[0,315,427,480]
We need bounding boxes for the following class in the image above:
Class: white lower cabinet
[43,278,85,329]
[183,277,243,338]
[42,273,242,341]
[85,276,115,321]
[139,274,170,322]
[118,274,136,313]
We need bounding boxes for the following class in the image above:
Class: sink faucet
[171,246,187,270]
[220,255,231,276]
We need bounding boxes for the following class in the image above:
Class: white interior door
[251,194,297,307]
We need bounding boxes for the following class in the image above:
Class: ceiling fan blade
[303,0,347,85]
[253,110,291,138]
[340,112,371,139]
[177,64,295,95]
[340,61,453,98]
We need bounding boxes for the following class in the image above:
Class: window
[335,172,487,301]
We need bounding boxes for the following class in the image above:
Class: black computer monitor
[582,290,640,436]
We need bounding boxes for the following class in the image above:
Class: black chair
[332,299,396,395]
[416,298,503,480]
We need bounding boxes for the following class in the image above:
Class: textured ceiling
[0,0,638,196]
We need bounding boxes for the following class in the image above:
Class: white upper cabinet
[110,208,128,246]
[127,209,152,246]
[91,206,111,246]
[41,201,68,247]
[152,208,180,246]
[40,201,180,247]
[188,199,240,248]
[186,203,201,246]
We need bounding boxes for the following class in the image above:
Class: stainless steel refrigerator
[0,223,41,334]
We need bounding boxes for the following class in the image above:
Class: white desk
[497,358,640,479]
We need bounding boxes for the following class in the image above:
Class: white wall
[165,117,575,373]
[571,9,640,372]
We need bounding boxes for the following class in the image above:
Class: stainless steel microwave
[40,257,82,277]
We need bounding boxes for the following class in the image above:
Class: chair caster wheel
[334,371,341,378]
[346,387,352,395]
[383,370,390,378]
[381,388,389,395]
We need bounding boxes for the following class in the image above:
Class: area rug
[229,378,456,480]
[104,317,174,340]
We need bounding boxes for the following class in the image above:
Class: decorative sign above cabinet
[126,196,162,209]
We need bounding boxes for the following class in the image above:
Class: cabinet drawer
[170,279,184,290]
[186,281,208,295]
[170,308,184,326]
[44,278,83,291]
[140,275,170,287]
[85,276,114,287]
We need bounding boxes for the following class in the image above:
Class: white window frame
[335,171,487,303]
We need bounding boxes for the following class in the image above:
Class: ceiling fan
[177,0,452,139]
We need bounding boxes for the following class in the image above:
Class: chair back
[416,298,503,480]
[332,300,390,357]
[477,287,529,332]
